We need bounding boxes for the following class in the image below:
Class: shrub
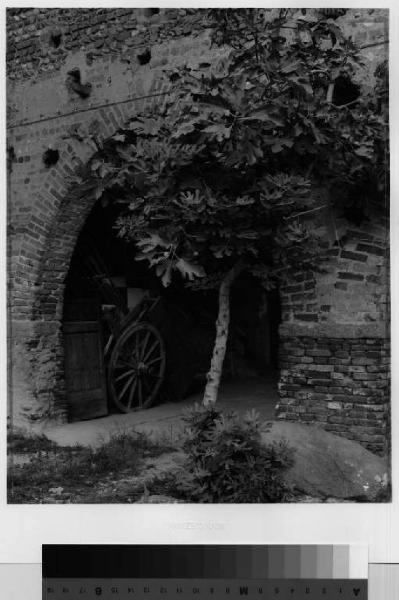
[175,405,294,503]
[92,430,172,474]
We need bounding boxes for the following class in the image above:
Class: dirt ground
[8,377,279,504]
[43,377,278,448]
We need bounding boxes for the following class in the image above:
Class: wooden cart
[105,296,166,413]
[74,239,167,414]
[64,236,216,419]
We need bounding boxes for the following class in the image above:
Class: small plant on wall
[86,9,387,407]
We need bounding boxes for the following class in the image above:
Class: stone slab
[262,421,390,501]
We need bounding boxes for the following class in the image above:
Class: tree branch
[284,204,328,220]
[331,98,360,110]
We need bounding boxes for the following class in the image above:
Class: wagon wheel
[108,322,166,413]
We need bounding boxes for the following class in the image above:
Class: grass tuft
[7,429,174,503]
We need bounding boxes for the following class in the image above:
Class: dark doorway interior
[229,274,281,377]
[63,202,281,421]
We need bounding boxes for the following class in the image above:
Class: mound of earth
[261,422,390,502]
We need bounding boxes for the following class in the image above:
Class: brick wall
[7,8,390,455]
[278,334,389,455]
[280,217,389,327]
[276,209,390,454]
[6,8,210,83]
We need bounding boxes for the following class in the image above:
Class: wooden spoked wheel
[108,322,166,413]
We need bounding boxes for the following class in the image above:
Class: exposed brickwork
[277,335,390,455]
[6,8,210,82]
[280,218,390,327]
[277,214,390,455]
[8,320,67,424]
[6,8,390,454]
[6,8,387,85]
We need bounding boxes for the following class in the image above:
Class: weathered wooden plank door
[63,320,108,422]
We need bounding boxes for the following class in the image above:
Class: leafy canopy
[87,8,387,289]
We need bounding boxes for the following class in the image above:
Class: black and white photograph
[6,7,390,504]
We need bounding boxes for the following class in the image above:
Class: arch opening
[61,200,282,422]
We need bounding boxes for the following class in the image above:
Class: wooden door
[63,320,108,422]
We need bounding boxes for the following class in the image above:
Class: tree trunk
[203,263,243,406]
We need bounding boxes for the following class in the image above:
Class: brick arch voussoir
[32,112,128,322]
